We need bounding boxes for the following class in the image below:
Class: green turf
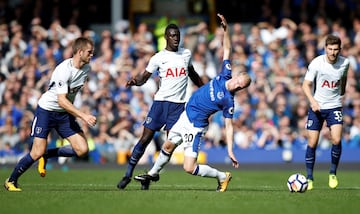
[0,165,359,214]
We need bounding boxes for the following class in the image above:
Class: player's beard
[326,54,337,64]
[82,56,91,64]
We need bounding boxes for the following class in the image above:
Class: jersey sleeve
[219,60,232,80]
[343,59,350,77]
[222,97,234,119]
[304,60,317,81]
[145,54,159,74]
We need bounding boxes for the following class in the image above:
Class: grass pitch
[0,163,359,214]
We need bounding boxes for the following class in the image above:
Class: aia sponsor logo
[321,80,340,88]
[165,67,186,77]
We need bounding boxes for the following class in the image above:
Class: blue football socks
[44,145,78,158]
[305,145,316,180]
[125,143,146,178]
[330,144,342,175]
[9,153,35,182]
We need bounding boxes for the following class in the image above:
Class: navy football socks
[9,153,35,182]
[305,145,316,180]
[44,145,78,159]
[125,143,146,178]
[330,144,342,175]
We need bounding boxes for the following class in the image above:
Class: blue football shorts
[143,101,185,131]
[306,107,343,131]
[30,106,82,139]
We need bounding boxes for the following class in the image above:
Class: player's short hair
[325,34,341,47]
[72,37,94,55]
[165,24,179,34]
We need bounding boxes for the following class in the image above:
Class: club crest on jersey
[226,63,231,70]
[228,107,234,115]
[58,81,64,88]
[217,91,224,99]
[145,117,152,124]
[307,120,313,127]
[36,127,42,134]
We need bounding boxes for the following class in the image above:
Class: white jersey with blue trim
[146,48,192,103]
[304,54,349,109]
[38,58,91,111]
[186,60,234,127]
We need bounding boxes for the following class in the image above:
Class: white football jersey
[146,48,192,103]
[304,55,349,109]
[38,58,91,111]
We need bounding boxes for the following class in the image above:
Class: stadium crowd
[0,0,360,164]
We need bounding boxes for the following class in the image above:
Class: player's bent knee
[162,141,176,153]
[76,148,89,157]
[307,140,318,148]
[68,134,89,157]
[72,143,89,157]
[30,138,47,159]
[331,138,342,145]
[168,135,182,147]
[30,152,43,161]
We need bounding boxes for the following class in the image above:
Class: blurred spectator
[184,21,211,52]
[192,41,217,79]
[0,72,6,103]
[252,100,280,150]
[0,89,23,128]
[0,116,19,148]
[93,117,117,163]
[0,142,17,164]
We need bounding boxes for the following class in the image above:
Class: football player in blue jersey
[134,13,251,191]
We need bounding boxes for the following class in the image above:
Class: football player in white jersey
[117,22,204,189]
[4,37,97,191]
[134,14,251,192]
[302,34,349,190]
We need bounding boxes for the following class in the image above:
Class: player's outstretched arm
[217,13,231,61]
[224,118,239,168]
[126,70,152,87]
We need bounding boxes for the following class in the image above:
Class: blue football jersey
[186,60,234,127]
